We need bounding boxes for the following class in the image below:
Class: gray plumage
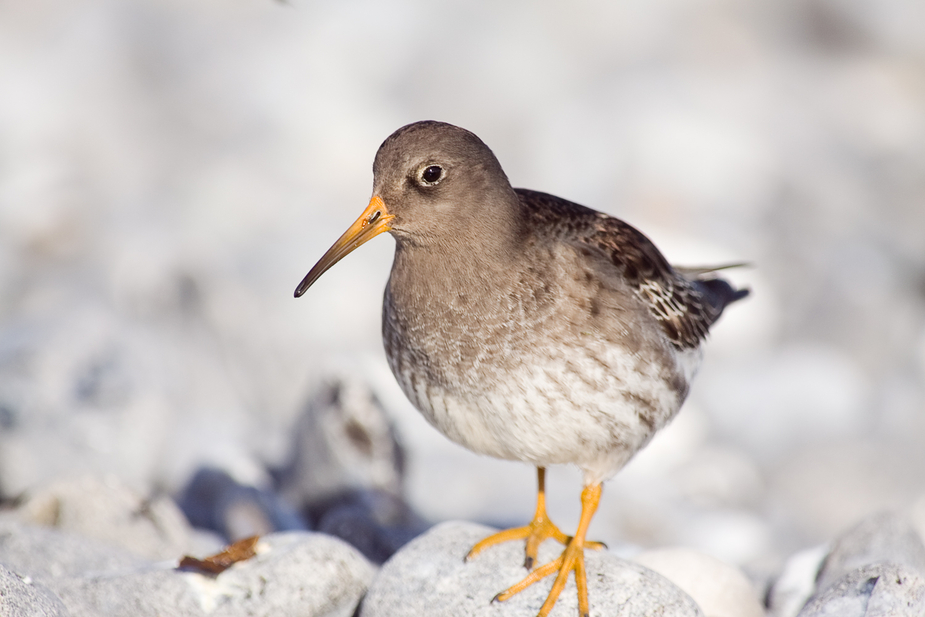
[363,121,748,485]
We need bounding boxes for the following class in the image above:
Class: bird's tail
[674,262,750,277]
[682,262,751,321]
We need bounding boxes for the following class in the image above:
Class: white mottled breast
[382,241,702,486]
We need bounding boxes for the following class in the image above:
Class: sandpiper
[295,121,748,617]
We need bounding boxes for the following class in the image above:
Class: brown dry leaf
[178,535,260,575]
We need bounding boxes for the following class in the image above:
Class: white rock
[51,568,204,617]
[0,521,375,617]
[361,521,703,617]
[14,475,194,560]
[54,532,376,617]
[0,520,147,580]
[797,562,925,617]
[634,547,766,617]
[815,511,925,591]
[0,564,70,617]
[278,376,405,507]
[210,532,377,617]
[765,544,829,617]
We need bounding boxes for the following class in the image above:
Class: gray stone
[0,520,146,580]
[361,521,703,617]
[633,547,765,617]
[275,377,428,564]
[797,562,925,617]
[815,511,925,591]
[13,475,195,560]
[178,466,306,541]
[207,531,377,617]
[0,521,375,617]
[0,303,212,497]
[765,544,829,617]
[310,488,429,565]
[50,531,375,617]
[50,567,204,617]
[277,377,406,507]
[769,510,925,617]
[911,495,925,548]
[0,564,70,617]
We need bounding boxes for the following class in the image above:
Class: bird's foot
[466,468,604,570]
[466,511,572,569]
[492,533,591,617]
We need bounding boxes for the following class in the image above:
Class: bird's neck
[396,189,525,280]
[392,233,520,298]
[388,216,529,323]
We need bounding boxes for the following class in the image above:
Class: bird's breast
[380,246,697,479]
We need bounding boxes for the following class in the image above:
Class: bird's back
[514,188,748,351]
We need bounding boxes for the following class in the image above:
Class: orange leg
[467,467,571,569]
[494,482,602,617]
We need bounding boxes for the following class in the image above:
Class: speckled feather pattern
[294,121,747,617]
[316,121,753,487]
[514,189,739,351]
[381,187,736,485]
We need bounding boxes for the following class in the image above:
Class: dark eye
[420,165,444,185]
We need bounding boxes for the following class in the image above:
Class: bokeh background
[1,0,924,586]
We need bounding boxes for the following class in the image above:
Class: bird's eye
[420,165,444,185]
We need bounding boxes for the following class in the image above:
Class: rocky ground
[1,0,924,615]
[0,378,923,617]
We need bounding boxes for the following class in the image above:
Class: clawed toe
[486,482,602,617]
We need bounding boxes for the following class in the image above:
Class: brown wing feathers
[515,189,748,350]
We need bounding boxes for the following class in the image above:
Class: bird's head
[295,121,516,298]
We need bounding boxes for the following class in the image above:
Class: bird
[294,121,748,617]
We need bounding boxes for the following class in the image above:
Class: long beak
[294,196,394,298]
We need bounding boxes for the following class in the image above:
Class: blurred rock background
[1,0,923,596]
